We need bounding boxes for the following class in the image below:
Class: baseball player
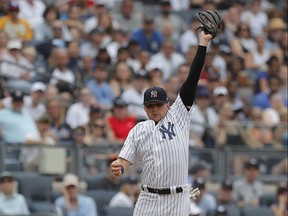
[111,30,213,215]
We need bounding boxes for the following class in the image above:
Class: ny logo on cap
[151,90,157,98]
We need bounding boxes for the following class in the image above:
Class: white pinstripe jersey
[119,95,193,188]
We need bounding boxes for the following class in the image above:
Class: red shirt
[108,116,136,140]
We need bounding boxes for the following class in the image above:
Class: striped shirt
[119,95,192,188]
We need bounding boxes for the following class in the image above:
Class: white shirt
[18,0,46,29]
[119,95,192,187]
[190,105,219,138]
[148,52,185,81]
[2,96,46,120]
[50,68,75,85]
[212,55,227,82]
[121,88,147,120]
[66,102,90,129]
[179,29,198,54]
[0,192,30,215]
[240,10,268,36]
[109,191,134,208]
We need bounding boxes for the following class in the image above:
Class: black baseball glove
[196,10,223,38]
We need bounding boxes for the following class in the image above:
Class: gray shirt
[0,192,30,215]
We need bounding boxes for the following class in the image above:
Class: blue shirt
[131,29,164,55]
[86,80,115,109]
[55,194,97,216]
[0,192,30,215]
[0,108,38,143]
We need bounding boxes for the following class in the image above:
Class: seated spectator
[109,176,139,208]
[90,155,121,191]
[0,171,30,215]
[107,98,136,143]
[214,205,228,216]
[2,82,47,120]
[0,39,34,94]
[66,87,96,129]
[232,158,264,208]
[86,64,115,111]
[0,30,8,59]
[270,181,288,216]
[217,179,236,205]
[55,173,98,216]
[22,116,56,171]
[192,177,217,216]
[45,97,73,143]
[0,90,38,143]
[188,161,211,186]
[0,1,32,41]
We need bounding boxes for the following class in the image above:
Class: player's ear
[166,102,170,109]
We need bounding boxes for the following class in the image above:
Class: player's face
[144,102,169,122]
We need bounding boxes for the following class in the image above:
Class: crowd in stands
[0,0,287,215]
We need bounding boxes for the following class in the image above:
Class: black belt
[141,185,183,195]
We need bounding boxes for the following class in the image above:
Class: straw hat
[268,18,287,31]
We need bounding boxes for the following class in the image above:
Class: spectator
[86,64,115,111]
[131,15,164,55]
[0,30,8,59]
[147,40,185,81]
[33,6,72,43]
[179,18,199,54]
[112,0,142,33]
[22,116,56,171]
[232,158,264,208]
[107,97,136,143]
[106,30,129,63]
[188,161,211,186]
[64,5,85,40]
[91,155,121,191]
[270,181,288,216]
[109,62,134,98]
[214,205,228,216]
[66,87,96,129]
[121,73,148,122]
[0,171,30,215]
[266,18,287,52]
[217,179,236,205]
[0,1,32,41]
[0,39,34,94]
[109,175,139,208]
[85,118,113,145]
[212,86,229,114]
[240,0,268,37]
[46,97,73,143]
[18,0,46,30]
[0,90,38,143]
[189,85,218,148]
[55,173,98,216]
[192,177,217,216]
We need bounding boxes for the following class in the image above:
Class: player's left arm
[179,32,212,110]
[111,157,132,176]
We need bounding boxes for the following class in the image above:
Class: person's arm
[179,32,212,108]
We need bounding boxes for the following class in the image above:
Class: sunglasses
[93,124,104,129]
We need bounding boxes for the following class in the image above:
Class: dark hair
[43,6,60,20]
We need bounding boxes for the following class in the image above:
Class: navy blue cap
[114,97,128,107]
[120,176,138,186]
[193,177,205,189]
[196,85,210,98]
[11,90,24,102]
[221,179,233,190]
[143,86,168,105]
[245,158,259,169]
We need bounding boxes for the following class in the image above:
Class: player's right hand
[111,160,123,176]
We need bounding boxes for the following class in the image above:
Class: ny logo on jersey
[151,90,157,98]
[159,122,176,140]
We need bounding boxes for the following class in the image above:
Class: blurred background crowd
[0,0,287,215]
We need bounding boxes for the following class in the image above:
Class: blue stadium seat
[241,206,274,216]
[105,206,134,216]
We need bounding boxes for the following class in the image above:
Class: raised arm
[179,32,212,108]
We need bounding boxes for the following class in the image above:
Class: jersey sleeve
[170,95,193,128]
[118,126,138,164]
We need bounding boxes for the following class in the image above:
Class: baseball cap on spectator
[114,97,128,107]
[143,15,154,24]
[134,73,148,80]
[160,0,171,5]
[244,158,259,169]
[193,177,205,189]
[189,161,211,175]
[196,85,210,98]
[143,86,169,105]
[90,103,101,113]
[63,173,79,187]
[213,86,228,97]
[89,27,105,35]
[276,181,288,195]
[0,171,14,182]
[31,82,47,93]
[11,90,25,102]
[268,18,287,31]
[221,179,233,190]
[8,1,20,12]
[7,39,22,50]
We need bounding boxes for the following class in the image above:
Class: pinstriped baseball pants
[133,190,190,216]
